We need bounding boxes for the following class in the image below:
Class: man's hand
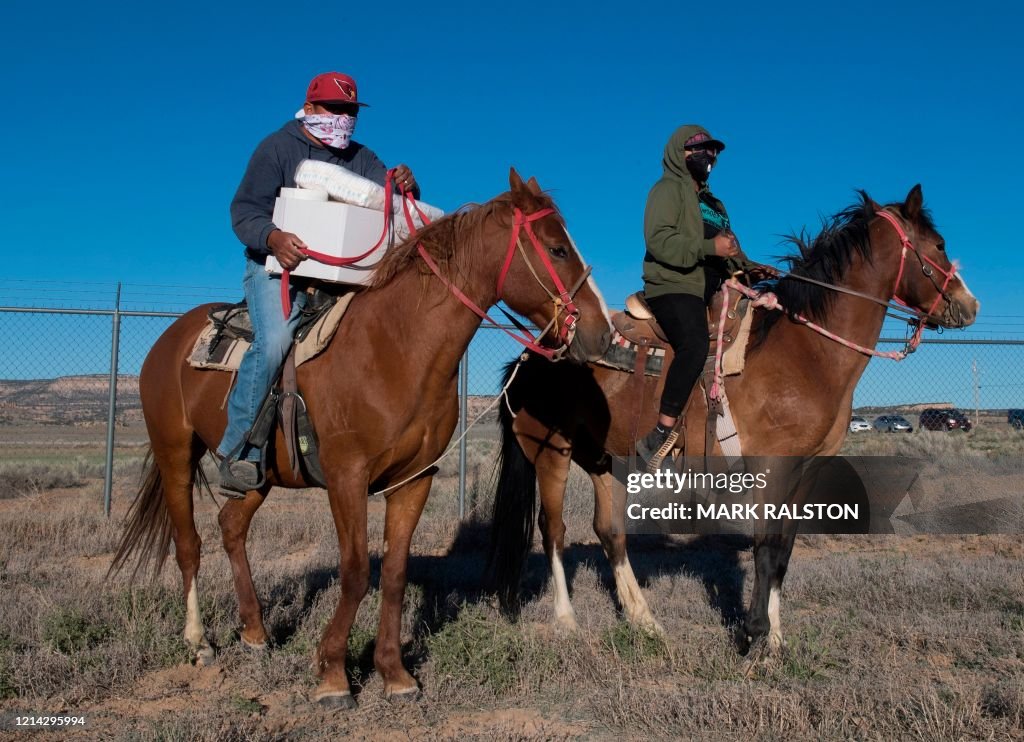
[393,164,417,194]
[713,230,740,259]
[267,230,308,271]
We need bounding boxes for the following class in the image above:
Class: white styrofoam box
[293,160,444,235]
[279,186,327,202]
[265,196,389,285]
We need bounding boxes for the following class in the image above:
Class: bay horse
[487,185,978,652]
[110,170,612,708]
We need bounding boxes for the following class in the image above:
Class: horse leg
[153,437,215,665]
[313,479,370,709]
[218,490,269,649]
[591,472,663,634]
[746,532,796,654]
[374,476,431,699]
[533,435,578,631]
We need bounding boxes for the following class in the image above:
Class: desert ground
[0,409,1022,740]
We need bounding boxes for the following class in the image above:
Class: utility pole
[972,358,980,428]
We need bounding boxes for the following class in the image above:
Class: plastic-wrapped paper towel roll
[293,160,445,234]
[279,187,328,202]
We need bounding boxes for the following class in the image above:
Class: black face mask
[685,151,715,182]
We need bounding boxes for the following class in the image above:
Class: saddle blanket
[188,293,355,372]
[595,300,754,378]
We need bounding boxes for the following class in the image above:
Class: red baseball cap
[684,131,726,152]
[305,72,368,107]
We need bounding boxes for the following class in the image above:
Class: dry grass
[0,437,1022,740]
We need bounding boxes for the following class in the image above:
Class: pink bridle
[876,208,960,335]
[416,205,590,361]
[708,210,962,399]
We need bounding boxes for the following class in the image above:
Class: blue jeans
[218,258,308,463]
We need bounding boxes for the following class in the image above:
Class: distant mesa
[0,374,141,425]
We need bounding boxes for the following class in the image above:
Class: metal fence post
[103,283,122,517]
[458,351,468,519]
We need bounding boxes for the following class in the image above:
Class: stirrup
[217,458,263,499]
[645,430,679,473]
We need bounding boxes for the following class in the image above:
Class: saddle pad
[593,330,666,377]
[721,301,754,377]
[188,293,355,372]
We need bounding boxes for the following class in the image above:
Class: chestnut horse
[110,170,611,708]
[487,185,978,651]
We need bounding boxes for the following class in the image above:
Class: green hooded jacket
[642,124,744,300]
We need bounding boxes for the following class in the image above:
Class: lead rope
[709,278,920,401]
[370,355,526,497]
[279,169,399,318]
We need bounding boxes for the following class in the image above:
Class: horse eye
[548,245,569,259]
[936,241,946,252]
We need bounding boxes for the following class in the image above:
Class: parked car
[1009,409,1024,430]
[849,415,871,433]
[919,408,972,432]
[873,415,913,432]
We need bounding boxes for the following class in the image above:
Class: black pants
[646,292,709,418]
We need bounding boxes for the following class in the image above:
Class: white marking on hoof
[194,645,215,667]
[613,560,661,634]
[768,585,783,651]
[550,549,577,629]
[240,636,268,652]
[386,686,421,702]
[184,580,205,648]
[554,612,580,633]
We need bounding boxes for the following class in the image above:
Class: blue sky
[1,0,1021,404]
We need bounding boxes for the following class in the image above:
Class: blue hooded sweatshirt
[230,119,416,262]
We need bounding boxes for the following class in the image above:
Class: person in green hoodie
[636,125,749,468]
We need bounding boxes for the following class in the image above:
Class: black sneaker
[218,459,261,498]
[636,426,673,472]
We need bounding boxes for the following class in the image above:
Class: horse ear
[525,176,542,196]
[860,190,882,212]
[902,184,924,220]
[509,167,526,195]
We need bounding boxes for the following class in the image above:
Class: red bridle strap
[415,204,584,360]
[416,244,560,360]
[279,169,399,317]
[495,208,580,344]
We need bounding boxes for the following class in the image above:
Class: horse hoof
[315,692,357,710]
[553,614,579,633]
[386,687,421,704]
[630,615,665,637]
[240,637,268,653]
[194,646,216,667]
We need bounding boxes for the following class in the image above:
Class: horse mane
[369,189,559,290]
[756,191,935,338]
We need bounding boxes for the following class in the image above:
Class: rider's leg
[218,259,306,468]
[636,292,709,464]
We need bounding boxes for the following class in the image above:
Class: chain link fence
[2,282,1022,515]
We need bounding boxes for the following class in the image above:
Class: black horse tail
[107,447,211,583]
[486,359,537,613]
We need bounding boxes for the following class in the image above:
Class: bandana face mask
[301,113,357,149]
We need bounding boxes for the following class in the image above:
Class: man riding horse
[218,71,419,494]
